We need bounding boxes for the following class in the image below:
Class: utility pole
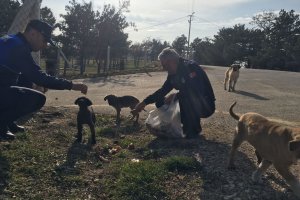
[187,12,194,59]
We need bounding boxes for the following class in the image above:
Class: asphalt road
[45,66,300,125]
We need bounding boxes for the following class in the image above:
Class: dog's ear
[289,140,300,151]
[75,97,81,105]
[85,98,93,106]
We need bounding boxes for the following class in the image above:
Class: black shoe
[185,130,202,139]
[8,122,25,133]
[0,130,16,140]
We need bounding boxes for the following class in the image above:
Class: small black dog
[74,97,96,144]
[104,94,140,125]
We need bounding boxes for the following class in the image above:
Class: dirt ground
[1,67,300,199]
[18,105,300,200]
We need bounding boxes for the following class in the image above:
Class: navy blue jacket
[0,33,72,89]
[144,58,216,118]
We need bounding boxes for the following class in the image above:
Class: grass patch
[163,156,202,173]
[104,156,203,200]
[108,160,168,200]
[0,107,205,199]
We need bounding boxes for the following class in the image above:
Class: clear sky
[41,0,300,44]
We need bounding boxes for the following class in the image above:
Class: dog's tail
[229,101,240,120]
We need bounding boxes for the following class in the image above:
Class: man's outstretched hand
[72,83,88,94]
[131,101,146,116]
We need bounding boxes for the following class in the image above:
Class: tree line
[1,0,299,72]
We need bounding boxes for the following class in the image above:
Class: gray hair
[158,47,180,61]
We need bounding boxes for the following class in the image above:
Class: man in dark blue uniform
[132,48,215,138]
[0,19,88,140]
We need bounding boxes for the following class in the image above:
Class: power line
[127,15,189,32]
[193,15,222,28]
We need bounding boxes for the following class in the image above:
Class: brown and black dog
[104,94,140,125]
[227,102,300,197]
[75,97,96,144]
[224,64,241,92]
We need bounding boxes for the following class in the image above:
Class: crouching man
[0,19,87,140]
[132,47,215,138]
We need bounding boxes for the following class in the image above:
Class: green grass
[163,156,202,173]
[0,109,204,199]
[109,161,168,200]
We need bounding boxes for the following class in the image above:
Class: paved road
[45,66,300,125]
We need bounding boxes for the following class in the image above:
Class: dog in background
[104,94,140,125]
[227,102,300,197]
[75,97,96,144]
[224,64,241,92]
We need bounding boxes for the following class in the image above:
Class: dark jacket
[144,58,215,118]
[0,33,72,89]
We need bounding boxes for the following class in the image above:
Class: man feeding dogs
[132,47,215,139]
[0,19,87,140]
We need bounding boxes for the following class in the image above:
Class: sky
[41,0,300,44]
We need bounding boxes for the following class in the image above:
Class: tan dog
[224,64,240,92]
[227,102,300,197]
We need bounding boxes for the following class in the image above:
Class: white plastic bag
[145,100,184,138]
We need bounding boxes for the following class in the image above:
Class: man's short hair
[158,47,180,61]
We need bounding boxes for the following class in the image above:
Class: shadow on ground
[235,90,269,100]
[149,134,293,199]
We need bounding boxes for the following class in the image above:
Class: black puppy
[104,94,140,125]
[74,97,96,144]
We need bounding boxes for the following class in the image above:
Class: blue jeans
[0,86,46,131]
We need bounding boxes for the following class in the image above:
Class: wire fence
[40,56,163,79]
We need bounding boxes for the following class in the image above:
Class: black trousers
[0,86,46,129]
[179,97,202,137]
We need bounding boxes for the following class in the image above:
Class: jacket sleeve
[10,46,73,90]
[143,76,173,105]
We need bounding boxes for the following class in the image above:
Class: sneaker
[8,122,25,133]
